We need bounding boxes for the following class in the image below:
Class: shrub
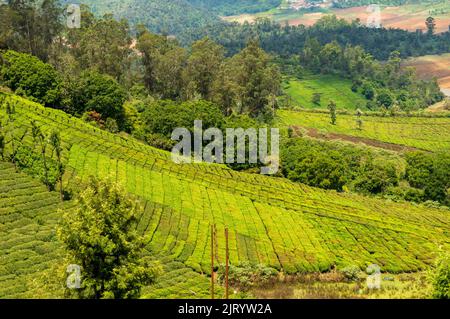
[0,50,61,107]
[66,70,127,124]
[217,261,278,291]
[340,265,361,282]
[142,99,225,138]
[431,253,450,299]
[15,146,61,191]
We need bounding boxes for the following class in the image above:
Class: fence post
[225,227,229,299]
[211,224,215,299]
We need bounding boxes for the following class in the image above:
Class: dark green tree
[66,70,127,123]
[0,50,61,107]
[58,177,160,299]
[328,100,337,125]
[426,16,436,36]
[49,130,63,201]
[312,93,321,106]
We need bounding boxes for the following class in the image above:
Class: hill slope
[59,0,221,44]
[278,109,450,152]
[1,93,449,297]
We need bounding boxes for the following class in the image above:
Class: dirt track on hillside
[292,125,419,152]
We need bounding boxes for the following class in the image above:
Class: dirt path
[291,125,420,152]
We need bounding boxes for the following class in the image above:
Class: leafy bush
[14,146,62,191]
[431,253,450,299]
[406,152,450,205]
[340,265,361,282]
[65,70,127,124]
[0,50,61,107]
[142,99,225,138]
[217,261,278,291]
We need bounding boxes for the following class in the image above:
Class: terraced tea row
[278,109,450,152]
[1,93,449,278]
[0,162,77,298]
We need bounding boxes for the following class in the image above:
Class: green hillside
[187,0,282,15]
[59,0,220,44]
[283,75,368,110]
[1,93,449,298]
[278,109,450,152]
[0,161,75,298]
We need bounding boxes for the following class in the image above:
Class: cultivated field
[283,75,368,110]
[1,93,449,298]
[224,1,450,33]
[278,109,450,152]
[403,53,450,96]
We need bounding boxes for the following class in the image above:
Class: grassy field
[283,75,368,110]
[1,93,449,298]
[278,109,450,152]
[224,1,450,33]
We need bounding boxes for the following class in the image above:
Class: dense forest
[202,16,450,60]
[186,0,282,15]
[57,1,450,58]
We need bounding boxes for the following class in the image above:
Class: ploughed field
[1,93,449,298]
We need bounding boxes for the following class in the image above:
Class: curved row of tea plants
[0,93,449,298]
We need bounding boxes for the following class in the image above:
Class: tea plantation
[278,109,450,152]
[1,93,449,298]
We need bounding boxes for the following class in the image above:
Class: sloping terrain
[283,75,368,110]
[0,93,449,298]
[59,0,220,44]
[403,54,450,97]
[225,1,450,34]
[278,109,450,152]
[0,162,75,298]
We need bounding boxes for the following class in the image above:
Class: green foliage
[353,160,399,194]
[0,0,62,61]
[184,37,224,100]
[205,15,450,61]
[312,93,321,106]
[15,146,61,191]
[405,152,450,206]
[212,40,281,117]
[431,252,450,299]
[281,138,402,194]
[60,0,221,46]
[328,100,337,125]
[65,70,127,123]
[217,261,278,291]
[142,99,225,138]
[340,265,362,282]
[0,50,61,107]
[58,177,161,299]
[187,0,281,16]
[105,118,119,134]
[65,9,132,81]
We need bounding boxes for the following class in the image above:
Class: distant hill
[59,0,221,44]
[186,0,282,16]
